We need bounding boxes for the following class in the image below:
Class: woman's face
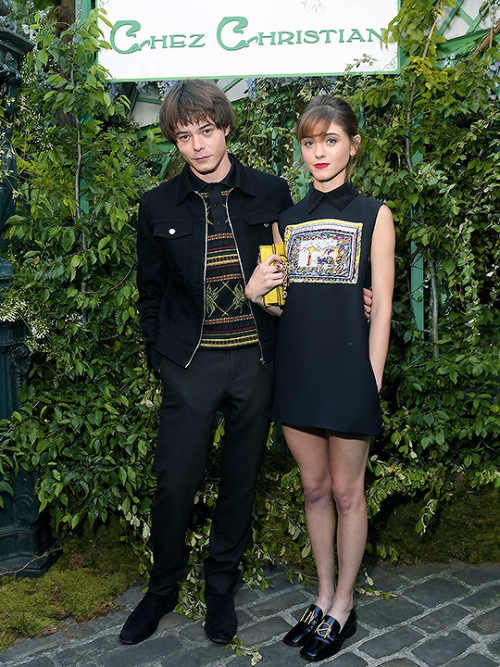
[300,121,360,192]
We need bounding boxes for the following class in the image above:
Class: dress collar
[304,181,359,214]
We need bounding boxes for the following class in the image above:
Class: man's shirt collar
[175,154,256,204]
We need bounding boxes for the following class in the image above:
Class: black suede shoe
[119,587,178,645]
[205,592,237,644]
[283,604,324,646]
[300,608,356,661]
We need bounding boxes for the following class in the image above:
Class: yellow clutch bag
[258,243,288,308]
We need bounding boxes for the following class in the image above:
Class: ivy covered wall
[0,1,499,599]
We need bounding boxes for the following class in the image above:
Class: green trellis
[410,1,500,332]
[437,0,488,36]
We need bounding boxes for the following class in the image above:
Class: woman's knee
[302,476,332,506]
[332,484,366,515]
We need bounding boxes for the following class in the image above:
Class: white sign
[97,0,399,81]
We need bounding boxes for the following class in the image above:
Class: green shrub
[0,1,499,611]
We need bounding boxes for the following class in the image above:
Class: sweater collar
[304,181,359,214]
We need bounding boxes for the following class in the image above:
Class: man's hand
[363,287,373,319]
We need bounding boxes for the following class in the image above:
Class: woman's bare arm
[368,205,395,392]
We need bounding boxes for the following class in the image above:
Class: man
[119,79,293,646]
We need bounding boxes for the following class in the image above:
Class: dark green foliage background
[0,0,499,606]
[232,0,500,546]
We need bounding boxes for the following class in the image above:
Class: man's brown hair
[159,79,235,143]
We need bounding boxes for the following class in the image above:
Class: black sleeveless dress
[271,182,384,436]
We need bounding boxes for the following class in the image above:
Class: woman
[245,95,395,662]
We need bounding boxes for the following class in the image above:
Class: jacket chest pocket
[153,220,194,274]
[241,210,279,247]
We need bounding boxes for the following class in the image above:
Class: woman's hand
[245,254,285,309]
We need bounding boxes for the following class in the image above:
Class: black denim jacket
[136,155,293,371]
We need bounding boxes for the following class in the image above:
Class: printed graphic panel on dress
[284,219,363,284]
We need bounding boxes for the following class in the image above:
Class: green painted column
[411,242,424,331]
[77,0,92,20]
[0,5,57,577]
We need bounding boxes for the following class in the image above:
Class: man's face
[175,119,231,183]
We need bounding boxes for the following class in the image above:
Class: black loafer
[300,608,357,661]
[205,592,237,644]
[119,587,178,645]
[283,604,324,646]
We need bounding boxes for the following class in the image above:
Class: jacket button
[169,228,176,235]
[264,223,269,227]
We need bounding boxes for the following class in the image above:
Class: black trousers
[148,346,274,596]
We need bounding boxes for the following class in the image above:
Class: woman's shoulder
[351,188,382,204]
[283,195,308,210]
[278,201,310,233]
[352,188,385,210]
[345,191,385,224]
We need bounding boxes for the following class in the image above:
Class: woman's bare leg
[282,425,336,615]
[326,434,370,628]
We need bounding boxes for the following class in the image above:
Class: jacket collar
[304,181,359,214]
[174,154,256,205]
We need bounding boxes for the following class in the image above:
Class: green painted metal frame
[78,0,92,20]
[75,1,92,228]
[436,0,485,36]
[411,243,424,331]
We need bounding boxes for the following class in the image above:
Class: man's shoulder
[238,161,289,189]
[233,161,292,213]
[141,176,179,203]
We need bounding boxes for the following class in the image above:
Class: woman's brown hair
[297,96,362,176]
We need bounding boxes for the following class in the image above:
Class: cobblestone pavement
[1,562,500,667]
